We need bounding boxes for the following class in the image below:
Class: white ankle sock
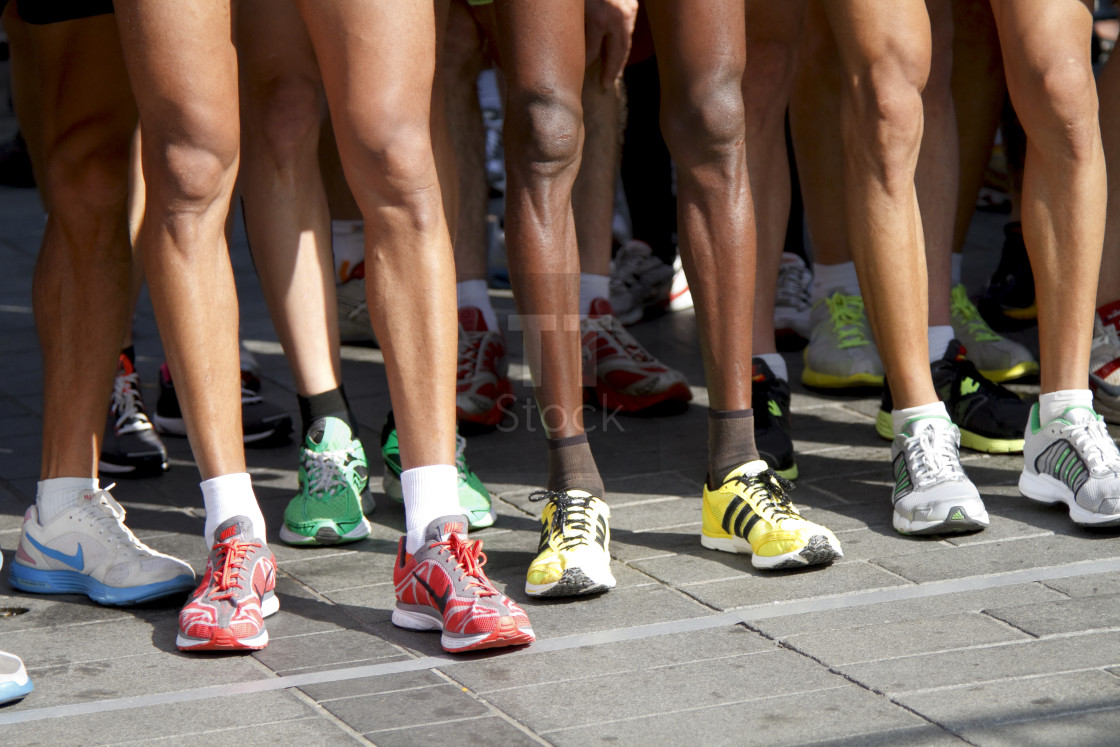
[332,219,365,283]
[928,325,955,363]
[201,473,265,548]
[892,401,950,437]
[811,261,860,302]
[579,273,611,316]
[456,279,500,332]
[403,464,461,555]
[1039,389,1093,424]
[36,477,98,525]
[757,353,788,382]
[950,253,963,287]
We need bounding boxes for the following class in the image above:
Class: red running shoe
[177,516,278,651]
[393,515,535,653]
[456,307,513,427]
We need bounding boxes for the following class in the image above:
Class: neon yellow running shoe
[526,489,615,597]
[950,284,1038,383]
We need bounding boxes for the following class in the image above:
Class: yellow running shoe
[701,461,842,570]
[526,489,616,597]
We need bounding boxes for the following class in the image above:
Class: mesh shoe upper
[1089,316,1120,424]
[949,284,1038,382]
[751,358,796,479]
[802,292,884,387]
[100,353,168,475]
[774,252,813,339]
[281,417,371,545]
[526,489,616,596]
[1023,405,1120,520]
[609,240,674,326]
[457,307,512,426]
[890,416,987,534]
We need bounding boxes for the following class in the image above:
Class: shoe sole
[176,593,280,651]
[700,533,843,570]
[801,366,884,389]
[98,456,168,476]
[979,361,1039,383]
[1019,470,1120,527]
[893,503,990,535]
[525,566,616,598]
[875,410,1024,454]
[0,679,33,706]
[279,516,373,546]
[8,565,195,605]
[392,607,535,652]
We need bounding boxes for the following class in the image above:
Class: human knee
[253,76,322,168]
[661,69,746,166]
[145,108,239,210]
[744,40,797,136]
[504,87,583,179]
[849,57,926,174]
[43,130,131,231]
[349,124,444,233]
[1019,59,1099,160]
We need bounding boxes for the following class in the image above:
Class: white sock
[332,219,365,284]
[579,273,611,316]
[456,279,500,332]
[1039,389,1094,424]
[36,477,99,525]
[201,473,265,548]
[892,400,950,437]
[811,261,860,302]
[403,465,461,555]
[928,325,955,363]
[757,353,788,382]
[950,253,963,288]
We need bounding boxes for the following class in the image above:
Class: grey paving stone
[482,648,848,733]
[804,725,967,747]
[543,683,923,747]
[368,715,539,746]
[514,585,713,640]
[984,593,1120,637]
[839,631,1120,694]
[959,708,1120,747]
[124,716,363,746]
[277,541,398,593]
[828,526,955,562]
[608,525,706,562]
[783,612,1030,666]
[450,625,774,693]
[254,628,405,675]
[1042,571,1120,598]
[299,669,443,703]
[319,682,492,733]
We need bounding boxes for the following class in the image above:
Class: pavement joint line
[890,664,1118,697]
[2,556,1119,726]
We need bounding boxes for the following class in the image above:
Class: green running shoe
[280,417,373,546]
[380,413,496,529]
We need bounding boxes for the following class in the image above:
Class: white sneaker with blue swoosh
[9,486,195,605]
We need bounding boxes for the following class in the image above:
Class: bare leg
[1095,45,1120,307]
[573,59,620,278]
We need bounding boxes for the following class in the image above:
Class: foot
[0,652,32,706]
[9,486,195,605]
[392,515,535,653]
[99,352,168,476]
[280,417,373,546]
[581,298,692,413]
[526,489,616,597]
[752,358,797,480]
[609,240,674,325]
[666,255,693,312]
[801,292,884,389]
[702,461,841,569]
[1019,404,1120,527]
[380,413,495,529]
[891,416,988,535]
[774,252,813,343]
[876,340,1031,454]
[978,222,1037,330]
[1089,317,1120,425]
[950,285,1038,383]
[177,516,279,651]
[457,307,513,427]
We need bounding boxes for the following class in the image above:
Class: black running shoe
[99,353,168,476]
[752,358,797,479]
[154,363,292,445]
[876,340,1031,454]
[978,221,1036,330]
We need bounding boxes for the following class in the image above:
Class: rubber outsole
[1019,470,1120,527]
[525,567,616,598]
[175,593,280,652]
[893,503,990,535]
[801,367,884,389]
[8,566,195,605]
[279,516,373,546]
[979,361,1039,384]
[392,607,535,652]
[700,533,843,570]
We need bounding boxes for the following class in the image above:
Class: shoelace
[455,434,472,484]
[731,471,800,522]
[209,540,259,602]
[438,533,495,597]
[111,372,154,434]
[609,243,663,295]
[585,314,656,364]
[457,328,486,378]
[776,260,812,310]
[950,285,1000,343]
[302,447,350,498]
[825,293,871,349]
[529,490,597,551]
[1065,415,1120,475]
[82,485,151,554]
[904,426,964,487]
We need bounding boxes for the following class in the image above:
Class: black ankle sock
[547,434,605,496]
[708,408,757,488]
[298,386,354,439]
[121,345,136,367]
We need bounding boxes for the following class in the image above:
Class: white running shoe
[0,651,32,705]
[1089,317,1120,425]
[8,486,196,605]
[1020,404,1120,527]
[891,416,989,535]
[609,240,674,325]
[774,252,813,340]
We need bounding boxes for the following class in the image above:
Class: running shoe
[392,515,534,653]
[1019,403,1120,527]
[891,415,988,535]
[280,417,373,546]
[457,306,513,427]
[801,292,884,389]
[609,240,674,325]
[978,221,1037,330]
[380,413,496,529]
[9,486,196,605]
[950,284,1038,383]
[100,352,168,476]
[702,461,841,569]
[177,516,279,651]
[526,488,615,597]
[154,362,292,445]
[876,340,1031,454]
[1089,316,1120,425]
[752,358,797,480]
[337,266,378,346]
[581,298,692,412]
[774,252,813,342]
[0,652,31,706]
[666,255,693,312]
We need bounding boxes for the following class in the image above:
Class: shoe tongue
[213,516,255,545]
[425,515,469,543]
[458,306,488,332]
[902,415,951,438]
[588,297,613,317]
[117,353,136,376]
[719,460,769,484]
[309,416,350,447]
[1061,406,1097,425]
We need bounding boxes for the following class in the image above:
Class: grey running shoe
[1089,317,1120,425]
[802,292,884,388]
[774,252,813,340]
[100,353,168,476]
[891,416,988,535]
[337,275,377,345]
[950,284,1038,383]
[609,240,673,326]
[1019,404,1120,527]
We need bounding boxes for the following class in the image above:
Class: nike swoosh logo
[413,572,450,615]
[26,534,84,571]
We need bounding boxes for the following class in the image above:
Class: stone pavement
[2,93,1120,747]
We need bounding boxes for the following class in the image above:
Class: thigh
[492,0,583,103]
[237,0,322,97]
[645,0,746,107]
[822,0,930,94]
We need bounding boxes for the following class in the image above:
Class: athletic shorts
[2,0,114,25]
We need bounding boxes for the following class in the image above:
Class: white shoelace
[1065,414,1120,475]
[111,372,154,434]
[905,426,965,487]
[79,485,151,555]
[776,259,812,310]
